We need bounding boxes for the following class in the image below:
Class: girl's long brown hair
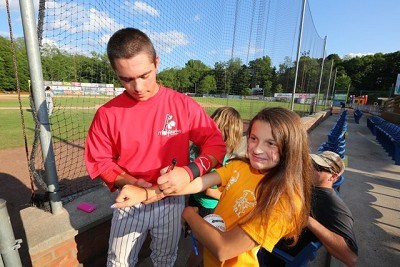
[242,107,312,243]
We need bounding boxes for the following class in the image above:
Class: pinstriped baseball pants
[107,195,185,267]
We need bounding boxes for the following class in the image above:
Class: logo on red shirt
[158,114,181,136]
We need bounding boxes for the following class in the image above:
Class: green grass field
[0,109,35,148]
[0,95,325,149]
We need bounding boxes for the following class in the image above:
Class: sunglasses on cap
[313,162,334,173]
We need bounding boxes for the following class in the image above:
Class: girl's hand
[111,185,147,208]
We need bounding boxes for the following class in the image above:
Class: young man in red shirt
[85,28,226,267]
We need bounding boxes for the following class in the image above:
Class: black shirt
[258,187,358,266]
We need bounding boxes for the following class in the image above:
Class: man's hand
[157,166,191,194]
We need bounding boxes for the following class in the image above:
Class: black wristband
[186,162,201,179]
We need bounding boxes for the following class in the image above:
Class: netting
[6,0,329,203]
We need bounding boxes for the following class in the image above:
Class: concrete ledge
[21,186,116,255]
[302,110,330,132]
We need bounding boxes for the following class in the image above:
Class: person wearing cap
[258,151,358,267]
[45,86,54,116]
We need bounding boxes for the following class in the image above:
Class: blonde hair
[243,107,312,244]
[211,107,243,155]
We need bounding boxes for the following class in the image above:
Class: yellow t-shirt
[204,160,300,267]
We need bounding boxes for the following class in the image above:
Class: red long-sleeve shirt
[84,86,226,190]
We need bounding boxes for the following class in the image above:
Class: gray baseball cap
[310,151,344,175]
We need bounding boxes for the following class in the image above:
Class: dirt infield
[0,144,104,265]
[0,92,29,97]
[1,147,32,202]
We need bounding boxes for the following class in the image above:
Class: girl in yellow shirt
[114,107,313,266]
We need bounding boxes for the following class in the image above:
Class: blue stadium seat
[333,175,345,194]
[353,110,363,124]
[375,121,400,165]
[267,241,322,267]
[367,116,385,136]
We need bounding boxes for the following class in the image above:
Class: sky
[1,0,399,69]
[308,0,400,58]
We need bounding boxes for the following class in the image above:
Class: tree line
[1,36,399,103]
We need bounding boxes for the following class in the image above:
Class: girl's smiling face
[247,120,280,173]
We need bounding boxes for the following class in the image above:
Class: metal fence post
[0,199,23,267]
[19,0,63,214]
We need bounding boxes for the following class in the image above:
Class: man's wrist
[183,163,199,182]
[183,154,213,181]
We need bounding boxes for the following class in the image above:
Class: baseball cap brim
[310,151,345,174]
[310,154,332,168]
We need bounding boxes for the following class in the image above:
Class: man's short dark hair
[107,28,157,69]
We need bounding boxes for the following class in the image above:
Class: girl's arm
[112,171,221,208]
[182,207,257,261]
[111,185,161,208]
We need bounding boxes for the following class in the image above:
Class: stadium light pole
[316,36,327,111]
[19,0,63,214]
[324,59,334,108]
[290,0,307,111]
[346,82,351,99]
[331,68,338,105]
